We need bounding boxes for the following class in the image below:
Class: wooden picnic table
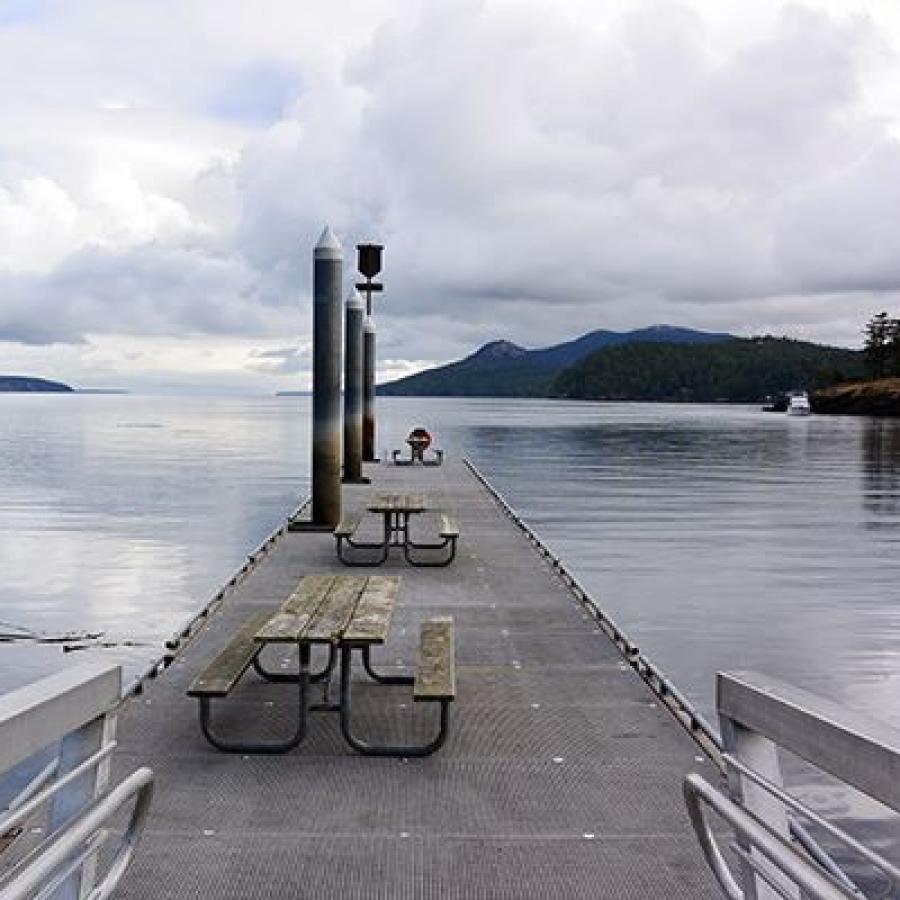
[187,574,455,757]
[335,494,460,567]
[367,493,429,547]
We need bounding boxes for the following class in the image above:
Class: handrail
[0,767,154,900]
[0,665,120,773]
[719,670,900,814]
[683,773,854,900]
[0,744,116,835]
[3,757,59,816]
[722,753,889,892]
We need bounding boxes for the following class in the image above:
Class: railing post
[719,682,798,900]
[47,705,118,899]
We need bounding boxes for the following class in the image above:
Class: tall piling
[363,315,376,462]
[311,225,342,527]
[343,288,364,483]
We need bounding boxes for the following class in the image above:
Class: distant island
[379,326,863,403]
[0,376,73,393]
[74,388,130,395]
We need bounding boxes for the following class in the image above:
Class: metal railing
[686,670,900,900]
[0,664,153,900]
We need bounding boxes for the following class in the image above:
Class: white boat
[787,391,811,416]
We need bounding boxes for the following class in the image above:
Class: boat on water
[787,390,811,416]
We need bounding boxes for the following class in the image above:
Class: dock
[111,458,720,899]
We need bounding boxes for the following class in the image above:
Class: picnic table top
[368,492,429,513]
[254,574,400,646]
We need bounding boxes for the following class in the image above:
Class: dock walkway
[114,460,720,899]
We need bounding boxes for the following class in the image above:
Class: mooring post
[363,314,377,462]
[343,288,365,483]
[311,225,343,527]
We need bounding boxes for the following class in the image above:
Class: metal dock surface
[113,460,720,899]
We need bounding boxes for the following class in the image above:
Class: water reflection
[862,419,900,522]
[0,395,309,692]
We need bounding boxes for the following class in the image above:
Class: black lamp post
[356,243,383,462]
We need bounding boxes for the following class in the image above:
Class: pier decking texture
[113,460,720,899]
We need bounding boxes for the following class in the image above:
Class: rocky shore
[812,378,900,416]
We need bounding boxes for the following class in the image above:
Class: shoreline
[812,378,900,417]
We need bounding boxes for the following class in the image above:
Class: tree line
[551,337,864,403]
[864,312,900,379]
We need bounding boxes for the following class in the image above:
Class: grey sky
[1,0,899,391]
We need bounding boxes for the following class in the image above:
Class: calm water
[3,394,900,879]
[3,394,900,713]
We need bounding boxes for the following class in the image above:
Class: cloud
[206,62,301,126]
[2,0,900,388]
[775,144,900,294]
[245,345,307,374]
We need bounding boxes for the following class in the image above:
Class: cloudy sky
[2,0,900,392]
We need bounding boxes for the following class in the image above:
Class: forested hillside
[551,338,864,402]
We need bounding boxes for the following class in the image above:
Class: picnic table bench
[334,494,459,567]
[187,575,455,757]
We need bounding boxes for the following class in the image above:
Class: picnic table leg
[309,643,341,712]
[361,645,414,686]
[338,646,450,757]
[253,643,336,684]
[387,511,405,547]
[197,645,310,754]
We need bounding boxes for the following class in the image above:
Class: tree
[887,317,900,377]
[864,312,891,379]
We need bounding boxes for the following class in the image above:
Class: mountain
[527,325,731,370]
[551,337,864,403]
[0,376,73,393]
[379,325,731,397]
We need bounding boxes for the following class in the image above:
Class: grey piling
[311,225,343,527]
[343,288,365,483]
[363,315,377,462]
